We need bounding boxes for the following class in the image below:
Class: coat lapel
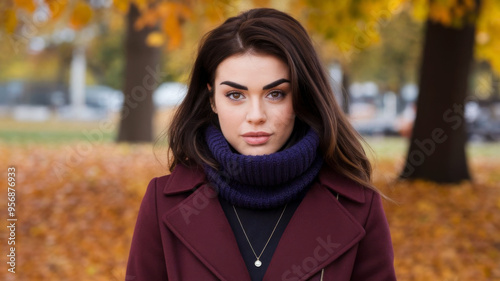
[161,164,366,281]
[264,181,366,281]
[162,165,251,281]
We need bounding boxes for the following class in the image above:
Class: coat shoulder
[161,164,207,195]
[155,174,171,189]
[142,164,208,216]
[317,165,379,204]
[317,165,385,227]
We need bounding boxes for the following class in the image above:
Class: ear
[210,99,217,114]
[207,83,217,114]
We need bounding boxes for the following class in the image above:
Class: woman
[126,8,396,281]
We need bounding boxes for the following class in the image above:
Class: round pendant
[255,260,262,267]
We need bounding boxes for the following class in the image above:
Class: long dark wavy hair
[167,8,379,193]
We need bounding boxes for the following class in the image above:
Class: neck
[203,125,323,209]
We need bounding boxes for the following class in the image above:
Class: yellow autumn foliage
[476,0,500,73]
[44,0,68,20]
[1,0,498,72]
[1,9,17,34]
[69,1,93,30]
[159,2,193,50]
[0,139,498,280]
[293,0,407,63]
[14,0,36,13]
[146,30,165,47]
[410,0,500,74]
[113,0,132,13]
[133,1,193,50]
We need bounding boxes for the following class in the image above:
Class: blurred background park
[0,0,499,280]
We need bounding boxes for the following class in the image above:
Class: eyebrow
[219,78,290,90]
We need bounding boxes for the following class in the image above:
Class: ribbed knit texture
[203,125,323,209]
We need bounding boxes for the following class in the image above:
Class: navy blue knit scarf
[203,125,323,209]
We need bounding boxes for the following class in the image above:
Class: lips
[242,131,272,145]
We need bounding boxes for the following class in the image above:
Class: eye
[225,91,245,101]
[267,90,286,100]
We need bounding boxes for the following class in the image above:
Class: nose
[246,98,266,124]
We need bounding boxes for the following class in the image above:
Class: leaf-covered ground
[0,140,499,280]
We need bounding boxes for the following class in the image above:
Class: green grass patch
[364,136,500,159]
[1,118,499,160]
[0,118,116,144]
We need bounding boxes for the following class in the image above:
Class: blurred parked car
[57,85,123,120]
[85,85,123,112]
[466,102,500,142]
[153,82,187,108]
[349,101,400,136]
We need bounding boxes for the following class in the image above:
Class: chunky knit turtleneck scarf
[203,125,323,209]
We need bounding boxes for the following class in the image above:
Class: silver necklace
[232,204,288,268]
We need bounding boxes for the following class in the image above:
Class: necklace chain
[232,204,288,268]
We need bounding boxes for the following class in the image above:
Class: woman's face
[209,52,295,156]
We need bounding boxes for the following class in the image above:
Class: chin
[240,146,277,156]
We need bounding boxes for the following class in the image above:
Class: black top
[219,192,305,281]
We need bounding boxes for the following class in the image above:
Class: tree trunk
[400,15,479,183]
[117,3,162,142]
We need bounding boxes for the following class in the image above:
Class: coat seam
[152,177,169,278]
[362,189,375,228]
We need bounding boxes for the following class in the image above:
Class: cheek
[272,103,295,130]
[217,105,242,120]
[214,98,244,130]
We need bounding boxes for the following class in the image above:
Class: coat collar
[163,164,366,203]
[263,182,365,280]
[316,165,366,203]
[161,164,366,280]
[163,164,207,195]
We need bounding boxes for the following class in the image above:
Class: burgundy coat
[126,164,396,281]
